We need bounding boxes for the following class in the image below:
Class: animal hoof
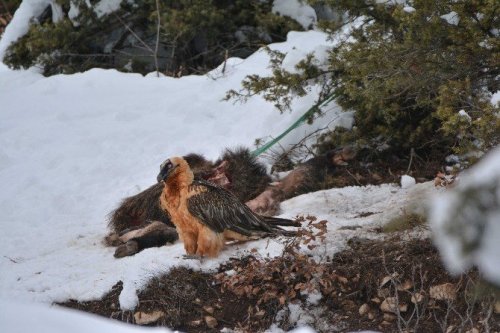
[114,240,139,258]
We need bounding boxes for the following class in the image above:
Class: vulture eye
[161,159,173,170]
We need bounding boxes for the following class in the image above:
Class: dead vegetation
[59,221,499,332]
[61,141,493,332]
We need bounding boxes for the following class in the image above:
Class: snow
[0,300,170,333]
[458,109,471,122]
[272,0,317,30]
[94,0,123,18]
[0,5,451,331]
[400,175,416,189]
[440,11,460,26]
[0,30,352,309]
[491,91,500,105]
[68,2,81,22]
[0,20,413,311]
[50,1,64,23]
[430,146,500,285]
[0,0,128,60]
[403,6,416,13]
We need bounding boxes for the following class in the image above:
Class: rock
[429,283,456,301]
[134,310,165,325]
[205,316,218,329]
[359,303,370,316]
[494,301,500,314]
[368,312,375,320]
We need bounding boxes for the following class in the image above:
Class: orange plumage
[157,156,290,257]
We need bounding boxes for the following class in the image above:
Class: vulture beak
[157,159,176,183]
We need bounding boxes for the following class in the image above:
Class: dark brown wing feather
[187,180,278,236]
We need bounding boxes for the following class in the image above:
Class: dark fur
[108,148,271,234]
[215,147,271,202]
[106,148,300,257]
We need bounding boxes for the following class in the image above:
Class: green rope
[251,94,336,157]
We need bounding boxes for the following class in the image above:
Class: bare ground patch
[59,234,499,332]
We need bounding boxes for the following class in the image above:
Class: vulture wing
[186,180,275,236]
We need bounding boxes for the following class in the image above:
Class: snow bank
[430,146,500,286]
[0,27,361,309]
[272,0,317,30]
[0,300,169,333]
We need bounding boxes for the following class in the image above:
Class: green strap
[251,94,336,157]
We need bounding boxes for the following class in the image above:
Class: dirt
[59,235,499,332]
[324,153,445,189]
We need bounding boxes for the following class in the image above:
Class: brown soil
[59,236,499,332]
[324,154,445,189]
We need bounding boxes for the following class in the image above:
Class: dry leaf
[189,319,203,327]
[134,310,165,325]
[204,316,218,329]
[380,275,392,288]
[411,292,424,304]
[383,313,396,322]
[203,305,214,314]
[380,297,407,314]
[429,283,456,301]
[359,303,370,315]
[397,280,414,291]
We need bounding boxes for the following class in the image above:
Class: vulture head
[157,157,186,183]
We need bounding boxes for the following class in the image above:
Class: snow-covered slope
[0,28,355,307]
[0,15,439,332]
